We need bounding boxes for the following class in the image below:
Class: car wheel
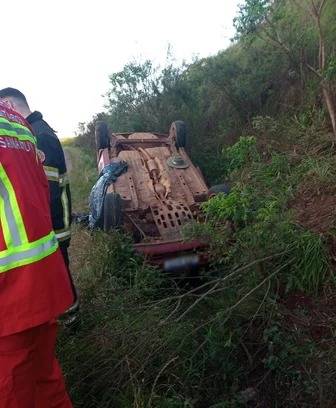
[95,121,110,150]
[208,183,230,197]
[170,120,187,148]
[103,192,123,231]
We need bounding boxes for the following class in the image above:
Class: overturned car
[90,120,227,270]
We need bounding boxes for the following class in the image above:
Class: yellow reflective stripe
[43,168,70,185]
[0,165,28,246]
[0,232,58,273]
[0,164,59,274]
[43,166,59,175]
[43,166,59,182]
[44,166,58,173]
[0,117,32,133]
[0,231,55,258]
[0,186,11,247]
[46,175,59,182]
[0,117,36,145]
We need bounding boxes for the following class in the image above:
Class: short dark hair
[0,87,29,106]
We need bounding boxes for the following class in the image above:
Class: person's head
[0,88,31,118]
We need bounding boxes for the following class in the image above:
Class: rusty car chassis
[94,121,212,271]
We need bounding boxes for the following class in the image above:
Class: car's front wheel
[95,121,110,150]
[103,192,123,231]
[170,120,187,148]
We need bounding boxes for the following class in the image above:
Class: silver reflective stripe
[0,235,57,266]
[55,230,71,240]
[0,178,22,247]
[45,170,59,179]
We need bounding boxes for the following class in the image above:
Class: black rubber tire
[208,184,230,196]
[172,120,187,148]
[103,192,123,231]
[95,121,110,150]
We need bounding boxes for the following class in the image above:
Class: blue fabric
[89,161,128,228]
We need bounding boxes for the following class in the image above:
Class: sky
[1,0,241,137]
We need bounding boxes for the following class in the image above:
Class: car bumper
[134,239,208,269]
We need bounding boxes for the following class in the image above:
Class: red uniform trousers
[0,321,72,408]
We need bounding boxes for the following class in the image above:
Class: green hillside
[60,1,336,406]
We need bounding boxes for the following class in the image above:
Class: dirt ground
[291,185,336,234]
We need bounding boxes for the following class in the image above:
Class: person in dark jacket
[0,87,78,319]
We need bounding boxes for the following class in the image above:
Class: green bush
[195,137,330,294]
[201,187,253,226]
[225,136,260,174]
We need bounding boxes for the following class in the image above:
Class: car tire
[103,192,123,231]
[95,121,110,150]
[171,120,187,148]
[208,183,230,196]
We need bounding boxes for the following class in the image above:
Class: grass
[63,145,98,212]
[59,130,336,407]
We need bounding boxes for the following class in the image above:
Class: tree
[295,0,336,138]
[106,60,160,131]
[234,0,336,139]
[106,60,187,132]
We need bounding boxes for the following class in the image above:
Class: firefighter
[0,101,73,406]
[0,88,78,322]
[0,88,71,264]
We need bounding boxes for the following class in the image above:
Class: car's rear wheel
[103,192,123,231]
[170,120,187,148]
[208,183,230,197]
[95,121,110,150]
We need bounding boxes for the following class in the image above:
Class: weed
[289,232,329,294]
[252,115,279,136]
[293,107,326,133]
[64,146,98,211]
[299,156,336,185]
[224,136,260,174]
[201,186,253,226]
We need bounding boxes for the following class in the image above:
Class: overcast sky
[1,0,241,137]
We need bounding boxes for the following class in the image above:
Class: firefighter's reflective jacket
[27,111,71,243]
[0,103,73,336]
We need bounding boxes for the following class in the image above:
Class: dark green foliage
[225,136,260,173]
[106,60,188,133]
[233,0,272,38]
[197,137,330,294]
